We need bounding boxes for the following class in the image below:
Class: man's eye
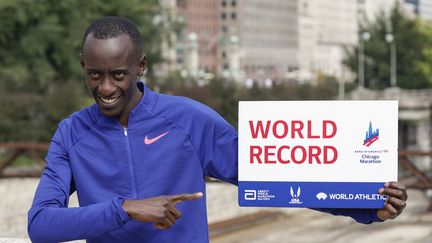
[88,72,100,79]
[114,72,126,80]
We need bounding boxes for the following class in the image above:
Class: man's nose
[98,77,116,96]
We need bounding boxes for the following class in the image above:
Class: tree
[343,4,432,89]
[156,77,340,129]
[0,0,163,142]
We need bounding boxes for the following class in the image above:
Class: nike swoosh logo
[144,131,170,145]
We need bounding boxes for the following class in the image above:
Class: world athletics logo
[363,121,379,147]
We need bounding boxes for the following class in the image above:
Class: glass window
[176,0,186,8]
[399,121,417,149]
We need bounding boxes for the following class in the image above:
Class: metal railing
[0,143,431,211]
[398,151,432,211]
[0,143,48,178]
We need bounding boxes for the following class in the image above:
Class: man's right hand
[122,192,203,230]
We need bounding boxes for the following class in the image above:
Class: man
[28,16,407,243]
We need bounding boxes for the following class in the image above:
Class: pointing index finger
[169,192,203,203]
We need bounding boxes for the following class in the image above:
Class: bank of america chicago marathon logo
[363,121,379,147]
[355,121,386,164]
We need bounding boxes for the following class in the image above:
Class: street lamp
[385,33,397,87]
[358,32,370,88]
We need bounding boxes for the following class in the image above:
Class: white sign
[238,101,398,208]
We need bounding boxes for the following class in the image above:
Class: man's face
[81,34,146,119]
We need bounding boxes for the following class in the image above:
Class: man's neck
[117,87,144,127]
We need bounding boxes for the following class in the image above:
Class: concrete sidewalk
[212,189,432,243]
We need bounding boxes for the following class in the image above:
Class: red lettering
[323,120,337,138]
[277,145,290,164]
[250,146,262,163]
[291,146,307,164]
[324,146,338,164]
[264,146,277,163]
[250,145,338,165]
[308,146,322,164]
[307,120,320,138]
[249,120,271,139]
[273,120,289,139]
[291,120,304,138]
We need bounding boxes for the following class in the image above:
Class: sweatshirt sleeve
[188,106,238,186]
[313,208,383,224]
[27,123,130,242]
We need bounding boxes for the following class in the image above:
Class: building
[404,0,432,19]
[156,0,179,77]
[174,0,298,81]
[176,0,220,77]
[298,0,411,82]
[358,0,398,22]
[298,0,358,81]
[219,0,298,81]
[169,0,428,83]
[418,0,432,19]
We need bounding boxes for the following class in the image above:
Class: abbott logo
[244,190,256,200]
[316,192,328,200]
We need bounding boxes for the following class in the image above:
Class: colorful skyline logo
[363,121,379,147]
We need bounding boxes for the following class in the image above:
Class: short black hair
[82,16,142,53]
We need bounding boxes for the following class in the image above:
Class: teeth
[99,96,120,104]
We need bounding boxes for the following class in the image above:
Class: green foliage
[151,78,339,128]
[0,0,340,142]
[0,0,162,142]
[343,4,432,89]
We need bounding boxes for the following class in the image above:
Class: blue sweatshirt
[28,83,381,243]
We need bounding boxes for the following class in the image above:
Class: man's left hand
[377,181,408,221]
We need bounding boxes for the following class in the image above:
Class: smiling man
[27,16,236,243]
[27,16,407,243]
[82,30,144,126]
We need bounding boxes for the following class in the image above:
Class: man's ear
[80,53,85,68]
[138,54,147,77]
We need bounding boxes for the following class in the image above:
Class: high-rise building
[404,0,432,19]
[176,0,220,76]
[418,0,432,19]
[175,0,298,81]
[170,0,426,83]
[156,0,179,77]
[358,0,397,22]
[298,0,358,81]
[219,0,298,81]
